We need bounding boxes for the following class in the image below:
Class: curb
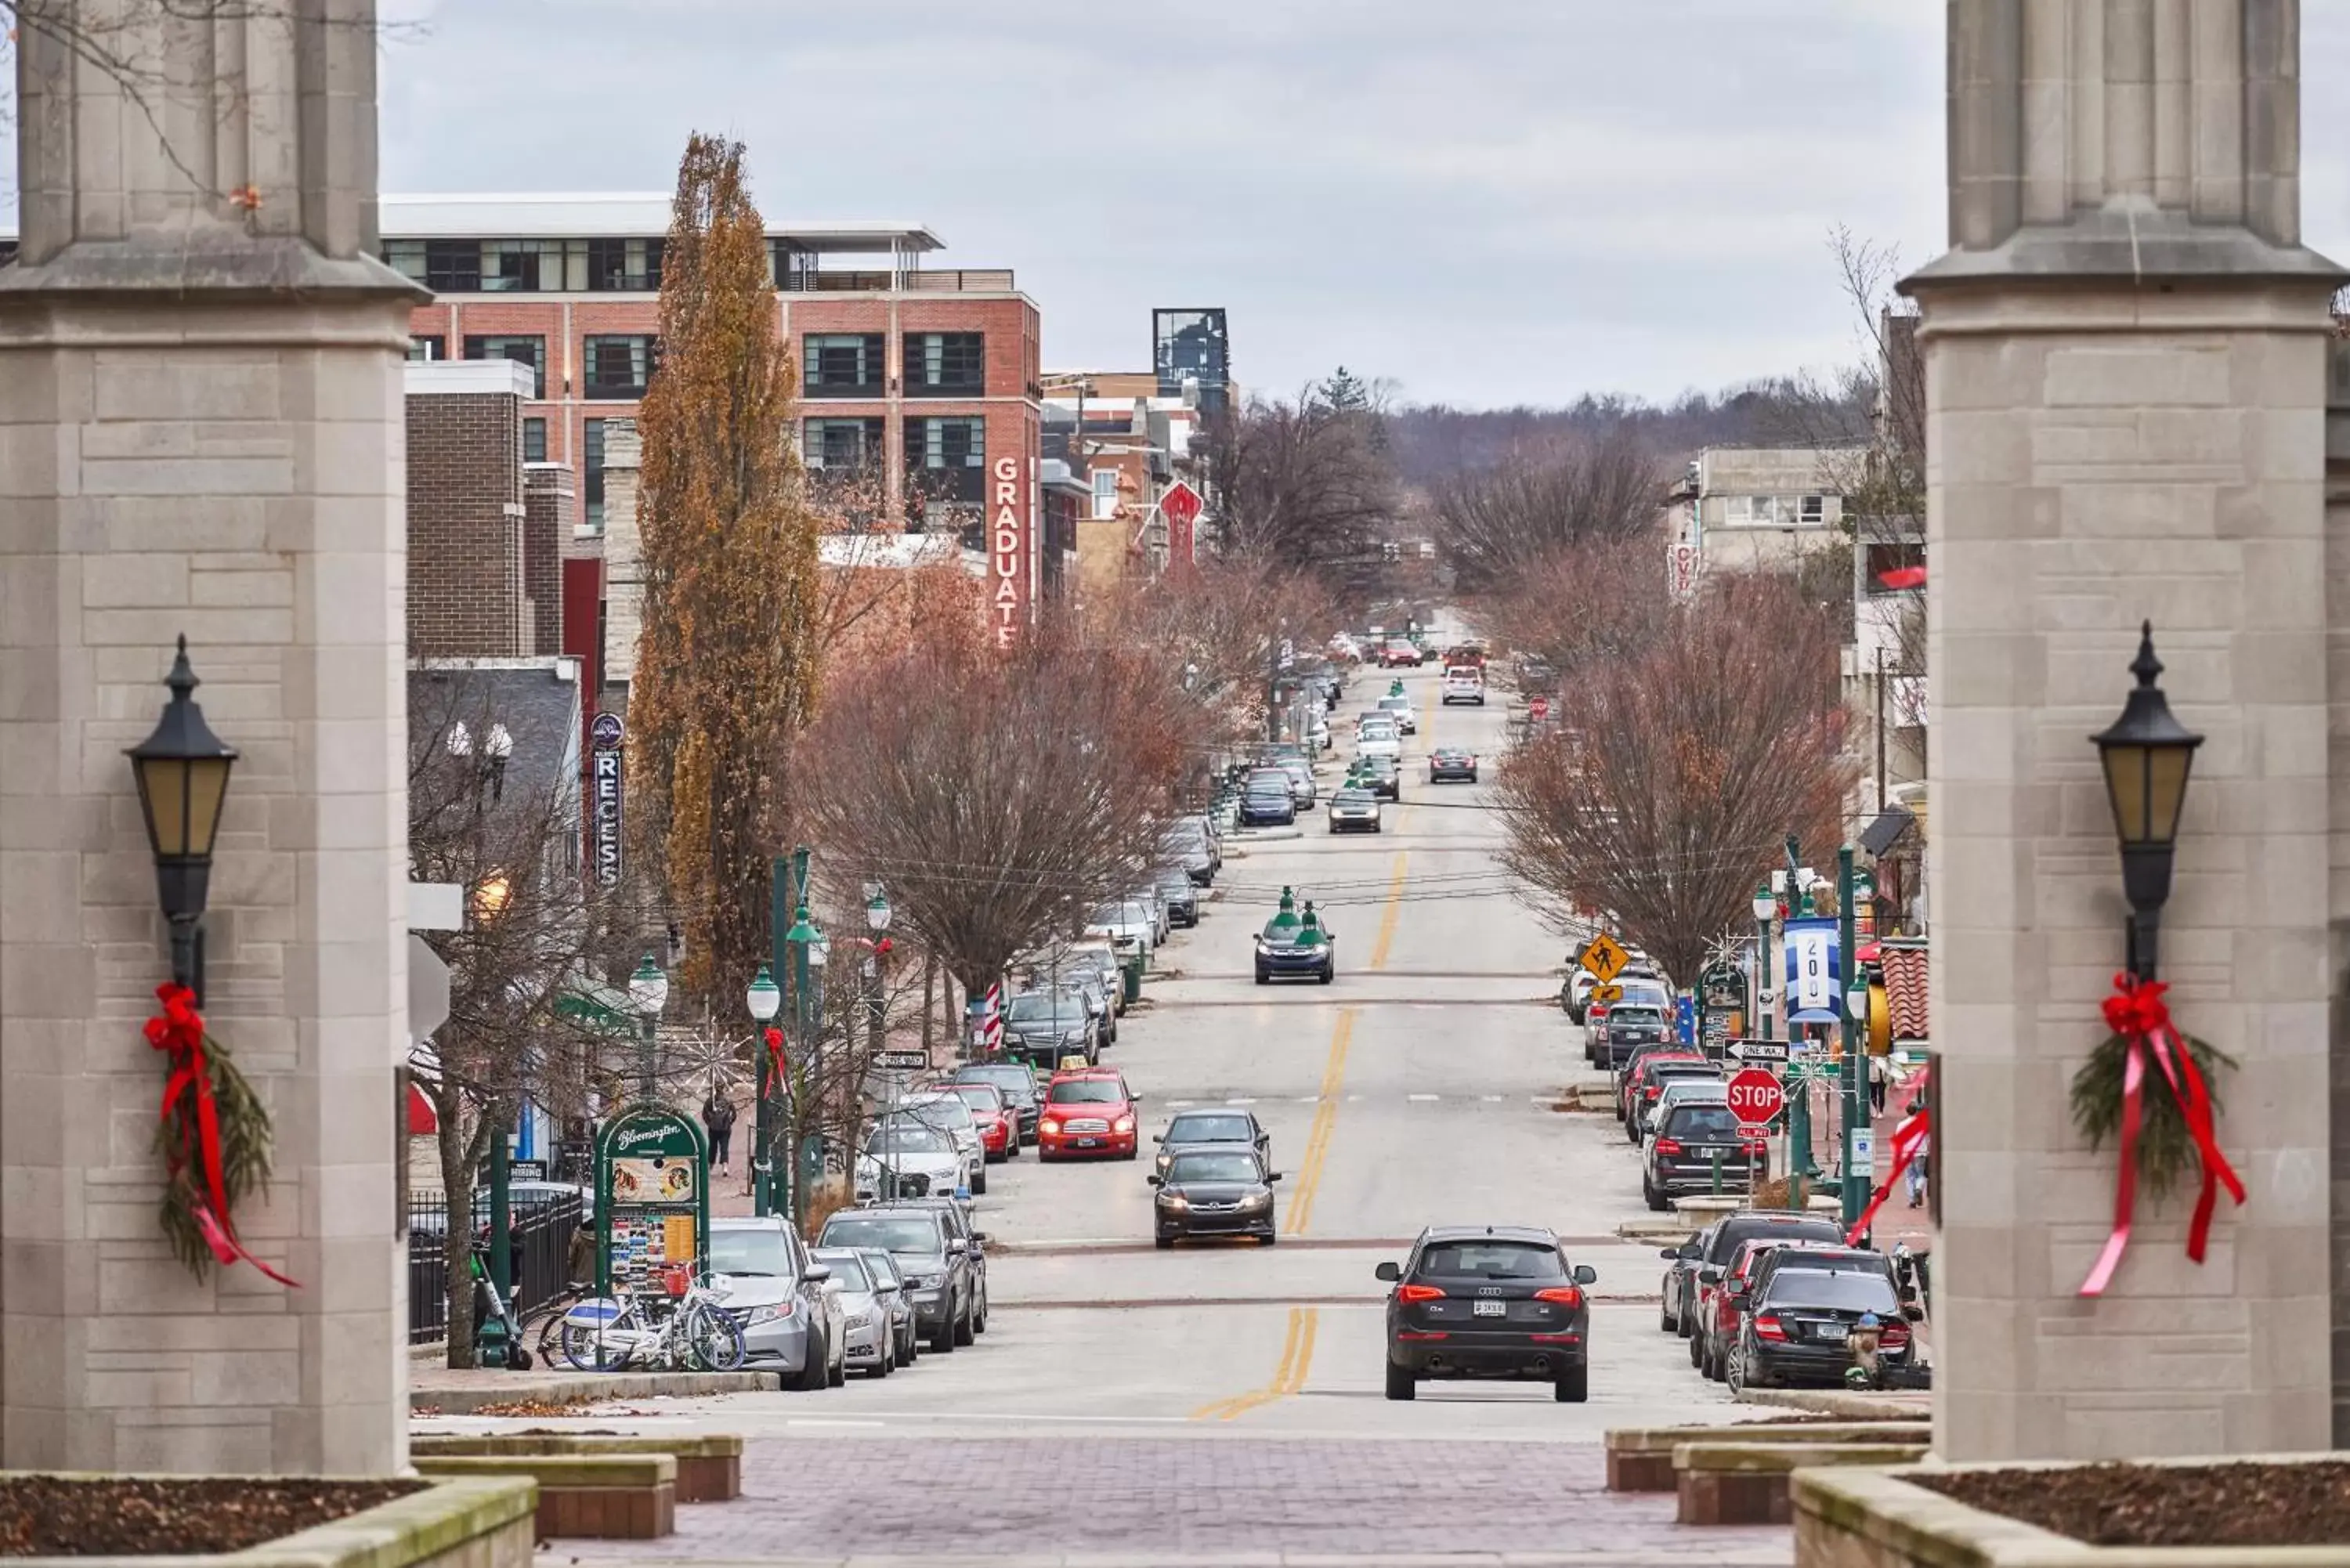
[1736,1387,1932,1420]
[412,1369,783,1413]
[1231,828,1305,843]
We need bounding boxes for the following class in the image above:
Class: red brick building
[382,195,1046,640]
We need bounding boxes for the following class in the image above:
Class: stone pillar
[1911,0,2341,1461]
[0,1,421,1473]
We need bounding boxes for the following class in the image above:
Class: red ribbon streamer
[143,984,297,1287]
[763,1025,786,1087]
[2079,974,2246,1296]
[1844,1104,1931,1247]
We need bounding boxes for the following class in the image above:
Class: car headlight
[1040,1118,1061,1135]
[1242,1192,1274,1212]
[1006,1032,1025,1045]
[1113,1115,1135,1134]
[1158,1194,1189,1211]
[747,1303,792,1324]
[845,1310,874,1329]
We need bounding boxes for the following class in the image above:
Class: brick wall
[523,462,573,654]
[405,362,531,658]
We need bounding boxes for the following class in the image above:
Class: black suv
[1727,1248,1909,1392]
[1377,1226,1597,1403]
[1596,1004,1669,1069]
[1657,1211,1846,1335]
[1641,1099,1759,1210]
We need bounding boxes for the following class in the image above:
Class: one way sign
[1729,1039,1790,1064]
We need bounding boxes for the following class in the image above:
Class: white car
[1376,695,1418,734]
[1086,899,1156,964]
[893,1091,989,1192]
[1355,720,1401,762]
[1441,669,1485,706]
[858,1119,971,1202]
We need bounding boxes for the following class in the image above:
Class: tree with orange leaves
[627,134,821,1002]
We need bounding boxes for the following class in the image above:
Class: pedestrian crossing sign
[1581,933,1629,983]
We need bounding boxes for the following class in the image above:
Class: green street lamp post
[783,902,829,1228]
[747,963,783,1217]
[1835,844,1866,1228]
[628,953,669,1099]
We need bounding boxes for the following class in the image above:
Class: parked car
[893,1090,989,1193]
[1625,1059,1723,1143]
[856,1118,964,1203]
[999,989,1098,1069]
[1154,1106,1272,1174]
[1038,1068,1141,1160]
[1155,867,1201,927]
[852,1246,920,1368]
[1441,668,1486,706]
[1152,1147,1282,1248]
[707,1216,844,1389]
[1130,882,1170,945]
[1167,820,1218,885]
[1640,1076,1729,1142]
[950,1061,1040,1145]
[1596,1003,1671,1071]
[1726,1248,1912,1393]
[1659,1210,1847,1338]
[1642,1097,1759,1211]
[1564,968,1599,1026]
[1376,1226,1597,1402]
[1085,898,1158,963]
[890,1195,990,1339]
[1239,775,1297,826]
[1327,786,1383,833]
[1054,973,1116,1046]
[1691,1236,1846,1379]
[808,1247,900,1378]
[945,1081,1018,1163]
[1276,757,1318,807]
[1428,746,1478,783]
[815,1205,977,1355]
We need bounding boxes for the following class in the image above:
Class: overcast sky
[12,2,2350,408]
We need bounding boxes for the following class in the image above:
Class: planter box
[413,1456,674,1540]
[6,1476,533,1568]
[414,1433,740,1502]
[1676,1440,1925,1526]
[1605,1422,1930,1493]
[1795,1455,2350,1566]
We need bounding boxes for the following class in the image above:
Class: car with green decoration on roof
[1254,887,1336,986]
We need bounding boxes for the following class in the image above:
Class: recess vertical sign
[990,453,1029,648]
[590,712,624,888]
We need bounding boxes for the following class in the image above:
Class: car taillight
[1880,1321,1910,1346]
[1653,1138,1683,1156]
[1644,1085,1663,1098]
[1752,1313,1789,1342]
[1533,1286,1583,1308]
[1589,1004,1611,1018]
[1396,1284,1445,1302]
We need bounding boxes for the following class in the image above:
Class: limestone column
[1911,0,2341,1461]
[0,0,421,1472]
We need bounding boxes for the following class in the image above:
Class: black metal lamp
[126,637,238,999]
[2091,622,2203,981]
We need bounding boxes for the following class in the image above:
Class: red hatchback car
[1037,1069,1139,1161]
[949,1082,1018,1162]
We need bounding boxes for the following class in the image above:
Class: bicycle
[559,1266,747,1372]
[519,1282,590,1370]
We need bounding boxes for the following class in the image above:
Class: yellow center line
[1282,1009,1354,1234]
[1191,1306,1319,1422]
[1367,850,1410,970]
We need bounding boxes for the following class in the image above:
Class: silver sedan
[811,1246,898,1378]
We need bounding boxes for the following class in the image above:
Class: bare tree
[407,669,635,1367]
[1471,537,1672,686]
[1495,574,1853,986]
[793,623,1190,1003]
[1433,428,1668,593]
[1097,547,1338,737]
[1200,373,1401,592]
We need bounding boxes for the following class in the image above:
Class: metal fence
[407,1188,587,1346]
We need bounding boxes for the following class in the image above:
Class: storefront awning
[1880,939,1929,1046]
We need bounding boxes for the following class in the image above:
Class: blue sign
[1676,994,1697,1046]
[1782,916,1842,1024]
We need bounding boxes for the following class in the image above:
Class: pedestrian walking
[702,1087,737,1172]
[1868,1053,1889,1115]
[1902,1094,1929,1207]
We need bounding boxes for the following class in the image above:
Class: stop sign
[1726,1068,1785,1128]
[1529,695,1550,721]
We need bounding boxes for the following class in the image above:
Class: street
[508,663,1794,1566]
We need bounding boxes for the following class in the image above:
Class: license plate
[1813,1324,1847,1342]
[1473,1299,1506,1317]
[1074,1138,1100,1148]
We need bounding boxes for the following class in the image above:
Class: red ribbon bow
[1844,1103,1931,1248]
[2079,973,2246,1296]
[143,984,297,1287]
[763,1025,786,1086]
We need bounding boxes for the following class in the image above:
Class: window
[803,334,884,395]
[522,417,547,464]
[463,334,546,398]
[802,417,884,471]
[1090,468,1119,520]
[1799,494,1828,526]
[583,335,659,399]
[481,240,563,292]
[906,417,985,504]
[1723,495,1784,526]
[585,237,663,291]
[903,332,985,395]
[584,419,607,530]
[406,335,445,363]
